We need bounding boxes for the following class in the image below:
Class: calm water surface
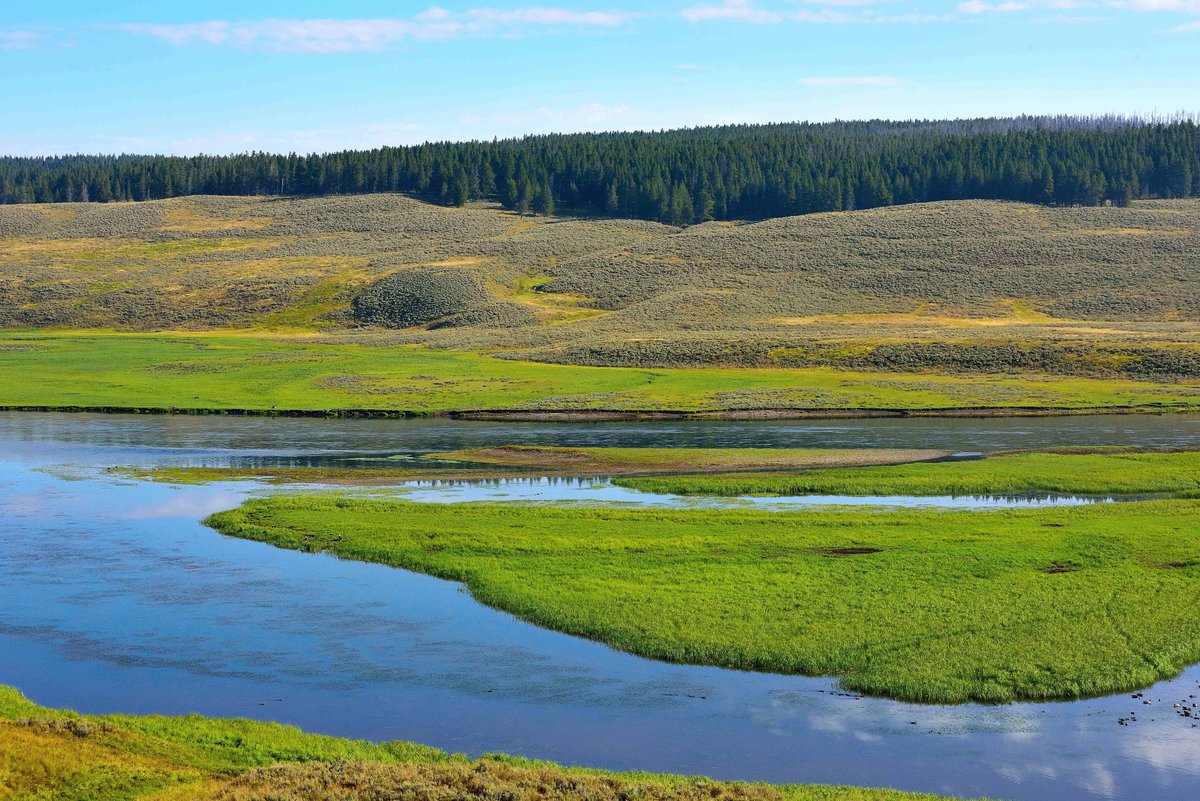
[2,412,1199,801]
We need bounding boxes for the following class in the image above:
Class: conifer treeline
[2,117,1198,223]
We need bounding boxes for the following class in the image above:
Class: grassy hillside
[0,686,954,801]
[2,195,1199,381]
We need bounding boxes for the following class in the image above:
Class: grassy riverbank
[615,449,1200,497]
[2,331,1199,416]
[0,686,958,801]
[206,495,1200,703]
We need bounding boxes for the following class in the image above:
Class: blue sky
[2,0,1198,155]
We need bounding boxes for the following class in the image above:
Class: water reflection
[394,476,1118,510]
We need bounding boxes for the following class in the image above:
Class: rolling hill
[2,194,1198,384]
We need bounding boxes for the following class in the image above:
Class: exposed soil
[1039,562,1083,574]
[819,547,884,557]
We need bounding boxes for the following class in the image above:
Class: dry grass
[432,446,951,474]
[207,760,785,801]
[2,195,1199,378]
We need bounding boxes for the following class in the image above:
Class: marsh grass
[205,495,1200,704]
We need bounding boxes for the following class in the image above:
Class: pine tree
[517,181,534,216]
[450,168,469,207]
[669,183,694,226]
[533,180,555,216]
[1,117,1196,220]
[605,180,620,215]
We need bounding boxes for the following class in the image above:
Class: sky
[1,0,1198,156]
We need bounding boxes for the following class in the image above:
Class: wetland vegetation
[205,491,1200,704]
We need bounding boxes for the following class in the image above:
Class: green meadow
[0,686,957,801]
[1,331,1197,415]
[205,494,1200,704]
[615,449,1200,498]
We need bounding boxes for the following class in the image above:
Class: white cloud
[953,0,1200,32]
[681,1,946,23]
[799,0,890,5]
[681,0,783,22]
[0,29,39,49]
[114,7,636,53]
[460,7,634,26]
[1110,0,1200,11]
[957,1,1033,13]
[960,0,1200,14]
[800,75,905,85]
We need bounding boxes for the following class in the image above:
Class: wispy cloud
[958,0,1200,15]
[1109,0,1200,11]
[113,6,637,53]
[680,0,945,24]
[680,0,783,22]
[684,0,1198,27]
[955,0,1086,13]
[956,0,1033,12]
[0,29,40,49]
[800,75,905,85]
[799,0,892,5]
[955,0,1200,31]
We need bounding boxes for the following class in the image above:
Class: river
[1,412,1198,801]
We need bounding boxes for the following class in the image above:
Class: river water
[1,412,1199,801]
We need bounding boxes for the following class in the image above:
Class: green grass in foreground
[1,331,1198,414]
[206,495,1200,703]
[614,449,1200,498]
[429,446,951,473]
[0,686,957,801]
